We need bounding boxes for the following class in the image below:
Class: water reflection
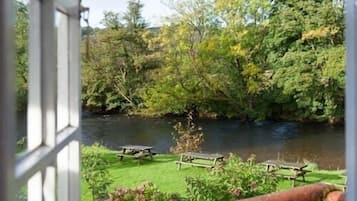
[82,114,345,169]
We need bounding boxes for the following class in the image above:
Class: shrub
[186,154,278,201]
[106,182,184,201]
[186,177,232,201]
[16,137,26,153]
[170,114,204,154]
[82,144,113,201]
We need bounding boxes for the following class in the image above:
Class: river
[81,114,345,169]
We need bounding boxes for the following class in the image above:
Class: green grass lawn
[81,148,346,201]
[81,149,210,200]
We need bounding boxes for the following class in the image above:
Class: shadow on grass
[305,172,344,184]
[101,151,179,169]
[276,171,345,189]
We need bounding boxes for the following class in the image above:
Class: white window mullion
[57,10,70,201]
[43,167,56,201]
[68,141,80,201]
[28,0,42,151]
[56,3,81,200]
[68,4,81,129]
[57,147,69,201]
[41,0,57,150]
[0,0,16,200]
[41,0,57,200]
[9,0,80,199]
[346,0,357,201]
[68,5,81,200]
[28,0,44,200]
[57,11,70,131]
[28,0,57,200]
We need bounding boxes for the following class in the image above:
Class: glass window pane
[16,183,27,201]
[56,10,70,132]
[15,0,30,155]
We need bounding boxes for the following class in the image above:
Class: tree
[144,1,231,116]
[15,1,29,111]
[81,0,345,123]
[123,0,147,32]
[82,0,155,112]
[269,0,345,123]
[143,0,274,119]
[101,11,121,29]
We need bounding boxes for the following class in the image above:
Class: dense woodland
[16,0,345,123]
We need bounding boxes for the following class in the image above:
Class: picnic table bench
[117,145,155,161]
[176,152,224,170]
[261,160,311,186]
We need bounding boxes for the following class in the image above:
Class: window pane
[16,183,27,201]
[56,10,70,132]
[15,0,29,155]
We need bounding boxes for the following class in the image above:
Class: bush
[106,182,184,201]
[186,154,278,201]
[82,144,113,201]
[186,177,232,201]
[170,115,204,154]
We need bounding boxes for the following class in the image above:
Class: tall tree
[268,0,345,122]
[81,1,155,112]
[81,0,346,123]
[123,0,147,32]
[143,0,247,117]
[101,11,121,29]
[15,1,29,111]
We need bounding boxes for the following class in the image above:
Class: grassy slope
[81,149,209,200]
[81,148,346,201]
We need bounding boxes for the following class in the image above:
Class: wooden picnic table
[261,160,310,186]
[118,145,154,161]
[176,152,224,170]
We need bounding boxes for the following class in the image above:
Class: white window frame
[0,0,81,200]
[345,0,357,200]
[0,0,16,200]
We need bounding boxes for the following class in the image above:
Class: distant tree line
[16,0,345,123]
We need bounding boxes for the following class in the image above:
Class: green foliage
[106,182,183,201]
[123,0,147,31]
[82,0,156,112]
[101,11,121,29]
[80,147,346,201]
[79,0,345,122]
[16,137,26,153]
[185,154,278,201]
[16,190,27,201]
[82,144,113,201]
[15,1,29,111]
[13,0,346,122]
[268,0,345,123]
[141,0,248,118]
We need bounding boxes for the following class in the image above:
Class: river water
[81,114,345,169]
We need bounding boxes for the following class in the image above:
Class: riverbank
[89,109,344,125]
[81,114,345,169]
[81,147,346,201]
[83,108,344,126]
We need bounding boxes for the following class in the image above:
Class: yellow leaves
[198,37,219,53]
[215,0,226,10]
[242,63,262,77]
[302,26,339,41]
[231,44,248,57]
[242,63,264,94]
[205,38,218,51]
[230,30,249,57]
